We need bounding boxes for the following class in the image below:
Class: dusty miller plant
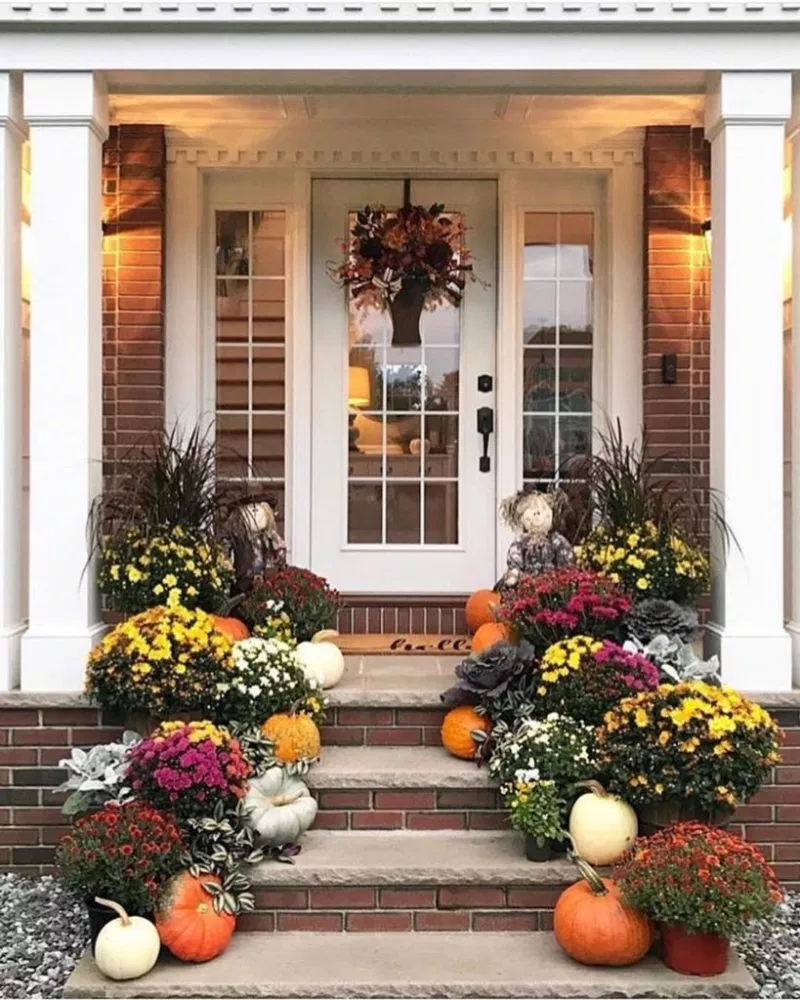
[623,635,721,686]
[58,731,141,817]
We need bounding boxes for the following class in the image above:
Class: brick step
[243,830,571,933]
[309,746,503,831]
[65,931,758,998]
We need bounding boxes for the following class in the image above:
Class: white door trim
[164,138,643,586]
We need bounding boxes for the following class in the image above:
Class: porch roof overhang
[4,2,800,75]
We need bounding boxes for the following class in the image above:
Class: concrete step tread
[328,656,454,708]
[251,830,574,886]
[311,745,491,789]
[65,932,757,998]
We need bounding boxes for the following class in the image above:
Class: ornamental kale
[440,640,538,725]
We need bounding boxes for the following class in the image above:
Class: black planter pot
[85,900,117,952]
[388,280,426,346]
[524,835,556,862]
[85,900,154,953]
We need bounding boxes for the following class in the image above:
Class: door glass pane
[522,212,594,487]
[345,213,463,545]
[215,210,287,513]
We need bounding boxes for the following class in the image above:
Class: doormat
[335,633,472,656]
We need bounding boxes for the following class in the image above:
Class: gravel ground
[737,893,800,998]
[1,872,800,999]
[0,874,88,999]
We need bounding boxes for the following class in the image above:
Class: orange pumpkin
[155,871,235,963]
[471,621,510,654]
[554,856,653,967]
[465,589,501,633]
[262,712,321,764]
[211,615,250,642]
[440,705,492,760]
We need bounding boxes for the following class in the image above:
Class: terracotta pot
[660,924,730,977]
[638,800,730,836]
[524,834,555,862]
[388,280,426,346]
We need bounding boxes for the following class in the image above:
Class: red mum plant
[55,801,184,915]
[241,566,340,641]
[500,568,631,654]
[615,822,782,940]
[126,720,251,821]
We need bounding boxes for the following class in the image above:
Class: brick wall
[337,596,468,635]
[102,125,167,477]
[2,699,800,889]
[643,126,711,528]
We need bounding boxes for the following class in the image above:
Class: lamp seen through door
[348,365,371,452]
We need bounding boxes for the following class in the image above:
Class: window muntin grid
[214,210,287,527]
[346,213,462,546]
[522,212,594,490]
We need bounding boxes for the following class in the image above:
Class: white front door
[310,178,497,594]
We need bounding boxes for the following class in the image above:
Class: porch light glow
[348,365,371,409]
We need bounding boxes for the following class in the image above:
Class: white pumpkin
[295,629,345,689]
[244,766,318,847]
[568,781,638,866]
[93,897,161,981]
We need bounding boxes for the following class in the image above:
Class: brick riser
[313,789,505,831]
[240,885,563,933]
[322,707,445,748]
[2,705,800,887]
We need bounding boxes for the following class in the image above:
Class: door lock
[477,406,494,473]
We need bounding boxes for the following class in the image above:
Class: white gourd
[295,630,345,689]
[244,766,318,847]
[568,781,638,866]
[93,897,161,981]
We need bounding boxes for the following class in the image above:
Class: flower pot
[638,800,730,836]
[388,280,426,346]
[660,924,730,977]
[525,835,555,862]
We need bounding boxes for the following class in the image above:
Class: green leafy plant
[502,778,565,847]
[57,732,140,817]
[615,822,782,938]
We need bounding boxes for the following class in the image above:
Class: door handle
[477,406,494,473]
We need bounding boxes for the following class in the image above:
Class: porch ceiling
[110,87,703,144]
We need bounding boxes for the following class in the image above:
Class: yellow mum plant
[98,524,234,615]
[86,605,235,717]
[597,681,781,817]
[576,520,709,604]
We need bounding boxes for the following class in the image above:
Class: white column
[787,79,800,685]
[0,74,25,690]
[20,73,107,691]
[704,72,792,691]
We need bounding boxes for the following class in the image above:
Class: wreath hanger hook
[403,177,411,210]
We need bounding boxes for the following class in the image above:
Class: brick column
[102,125,166,476]
[642,126,711,526]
